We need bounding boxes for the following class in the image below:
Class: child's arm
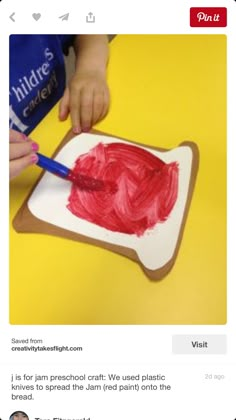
[9,130,39,179]
[59,35,110,133]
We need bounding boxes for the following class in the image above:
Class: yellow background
[10,35,226,324]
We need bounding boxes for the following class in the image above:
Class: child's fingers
[79,89,93,132]
[9,130,39,178]
[9,129,28,144]
[10,154,39,180]
[10,141,39,160]
[59,88,70,121]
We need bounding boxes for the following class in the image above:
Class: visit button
[172,335,227,354]
[190,7,227,27]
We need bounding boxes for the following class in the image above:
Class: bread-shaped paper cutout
[20,133,198,277]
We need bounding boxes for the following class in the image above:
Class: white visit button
[172,335,227,354]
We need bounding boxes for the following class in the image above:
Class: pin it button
[190,7,227,27]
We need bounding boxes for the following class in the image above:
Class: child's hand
[9,129,39,179]
[59,70,110,134]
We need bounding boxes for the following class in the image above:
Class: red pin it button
[190,7,227,27]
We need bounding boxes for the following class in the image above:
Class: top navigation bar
[8,8,229,27]
[1,1,235,33]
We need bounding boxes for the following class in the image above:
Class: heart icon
[32,13,41,21]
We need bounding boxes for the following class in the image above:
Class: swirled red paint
[67,142,179,236]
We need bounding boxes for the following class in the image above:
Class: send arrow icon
[59,13,69,21]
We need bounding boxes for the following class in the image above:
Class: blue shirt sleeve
[9,35,68,135]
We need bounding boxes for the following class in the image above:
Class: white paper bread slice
[13,131,199,280]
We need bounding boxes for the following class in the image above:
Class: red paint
[67,170,106,192]
[67,142,179,236]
